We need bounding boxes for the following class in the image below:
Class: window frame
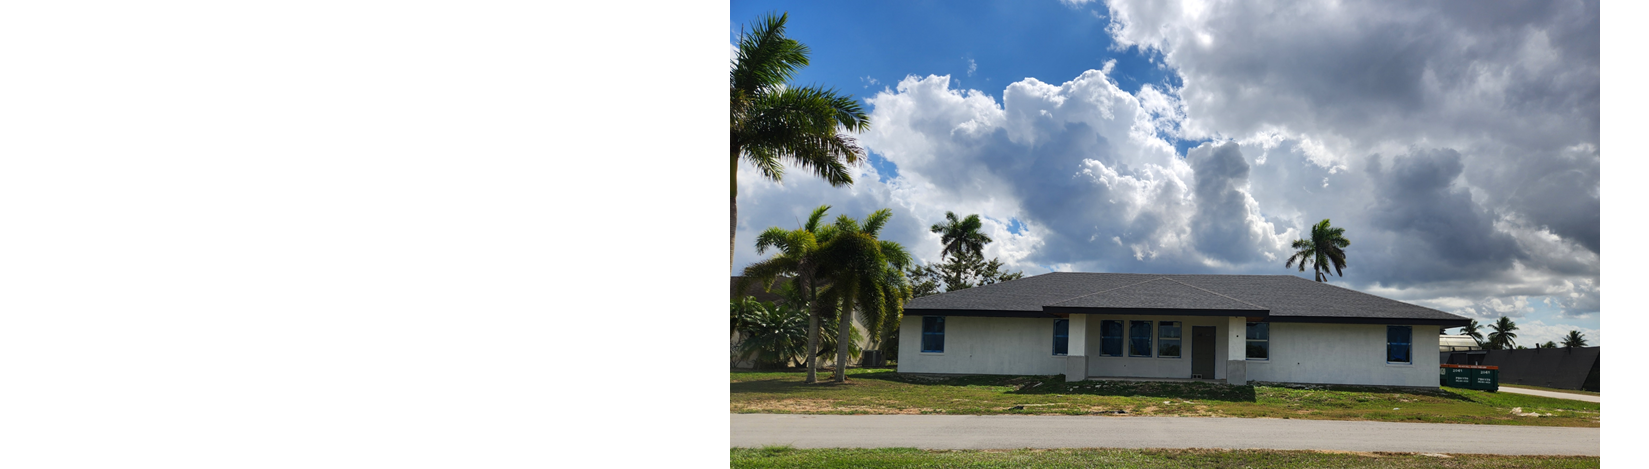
[1052,319,1069,356]
[921,316,946,354]
[1157,321,1182,359]
[1245,322,1270,361]
[1386,325,1413,364]
[1098,320,1124,357]
[1128,320,1154,358]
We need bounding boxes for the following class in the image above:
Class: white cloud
[966,58,977,77]
[735,0,1596,331]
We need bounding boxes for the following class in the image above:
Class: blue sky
[730,1,1601,347]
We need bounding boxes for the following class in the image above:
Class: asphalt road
[1497,386,1601,403]
[731,414,1599,456]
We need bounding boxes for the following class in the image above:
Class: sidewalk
[1497,386,1600,403]
[731,414,1600,456]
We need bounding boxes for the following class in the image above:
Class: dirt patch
[733,399,929,414]
[1314,450,1385,458]
[1140,406,1159,414]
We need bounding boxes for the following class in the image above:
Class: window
[1246,322,1269,360]
[1099,320,1123,357]
[1387,325,1412,364]
[1052,319,1069,356]
[1157,321,1182,358]
[921,316,945,353]
[1129,321,1154,357]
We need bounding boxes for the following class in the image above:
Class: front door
[1192,326,1216,379]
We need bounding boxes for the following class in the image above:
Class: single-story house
[897,272,1471,387]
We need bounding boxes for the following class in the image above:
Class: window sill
[1386,362,1413,366]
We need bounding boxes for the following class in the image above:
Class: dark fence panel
[1481,347,1600,392]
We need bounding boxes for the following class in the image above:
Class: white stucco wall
[896,314,1443,387]
[895,315,1066,375]
[1246,323,1441,387]
[1078,315,1231,380]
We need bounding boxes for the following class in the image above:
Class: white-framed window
[1157,321,1182,358]
[1246,322,1269,360]
[1128,320,1154,357]
[1052,319,1069,356]
[1098,320,1124,357]
[1387,325,1412,364]
[921,316,945,353]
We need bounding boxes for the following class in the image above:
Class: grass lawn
[1499,384,1600,396]
[731,447,1600,468]
[730,368,1599,427]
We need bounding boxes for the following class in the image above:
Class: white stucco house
[897,273,1471,388]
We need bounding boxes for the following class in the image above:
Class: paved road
[1497,386,1601,403]
[731,414,1599,456]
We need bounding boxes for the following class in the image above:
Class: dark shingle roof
[904,272,1469,326]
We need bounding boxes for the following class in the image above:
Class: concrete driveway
[732,414,1599,456]
[1497,386,1600,403]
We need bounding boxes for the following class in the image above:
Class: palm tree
[1486,316,1519,350]
[1285,219,1351,282]
[732,301,809,369]
[1540,341,1558,349]
[1561,330,1588,348]
[815,208,913,383]
[741,205,836,383]
[1458,319,1485,347]
[930,212,992,260]
[730,13,870,269]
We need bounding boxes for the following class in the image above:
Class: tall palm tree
[930,212,992,260]
[815,208,913,383]
[1285,219,1351,282]
[1486,316,1519,350]
[1458,319,1485,347]
[741,205,836,383]
[1561,330,1588,348]
[730,13,870,269]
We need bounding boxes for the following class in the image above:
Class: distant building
[1439,334,1486,365]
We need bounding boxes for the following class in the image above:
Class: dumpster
[1440,364,1498,391]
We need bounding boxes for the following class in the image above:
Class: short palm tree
[1285,219,1350,282]
[732,301,808,369]
[730,13,870,269]
[731,296,765,335]
[1458,319,1485,347]
[930,212,992,260]
[815,208,913,383]
[741,205,836,383]
[1561,330,1588,348]
[1486,316,1519,350]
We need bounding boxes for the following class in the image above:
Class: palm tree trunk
[804,274,819,384]
[835,298,852,383]
[730,146,739,271]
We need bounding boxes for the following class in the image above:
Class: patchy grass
[730,369,1599,427]
[1499,384,1600,396]
[730,447,1600,468]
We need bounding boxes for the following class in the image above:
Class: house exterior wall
[1077,314,1232,380]
[897,314,1442,388]
[1245,323,1441,387]
[896,315,1066,375]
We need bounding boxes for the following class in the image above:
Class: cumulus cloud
[732,0,1597,330]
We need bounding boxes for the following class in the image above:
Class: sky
[730,0,1601,347]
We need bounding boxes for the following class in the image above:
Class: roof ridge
[1160,277,1268,310]
[1047,276,1172,305]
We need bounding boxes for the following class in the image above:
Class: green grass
[1499,384,1600,396]
[730,369,1599,427]
[731,447,1600,468]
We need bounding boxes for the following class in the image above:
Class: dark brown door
[1192,326,1216,379]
